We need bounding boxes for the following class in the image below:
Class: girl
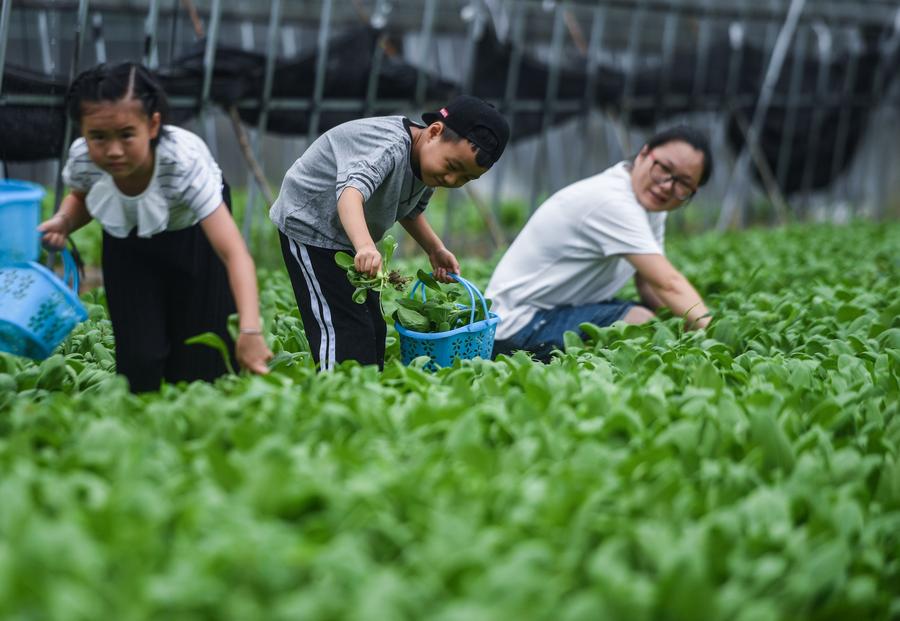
[39,62,272,392]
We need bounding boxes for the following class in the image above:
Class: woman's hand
[354,243,383,277]
[429,247,460,283]
[37,213,71,250]
[236,332,273,374]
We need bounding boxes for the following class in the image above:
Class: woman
[486,125,713,361]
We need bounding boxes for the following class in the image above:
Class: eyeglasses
[648,154,698,201]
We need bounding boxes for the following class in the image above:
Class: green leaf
[416,269,442,292]
[334,251,355,270]
[381,234,397,265]
[352,287,368,304]
[563,330,583,352]
[396,307,430,332]
[185,332,235,375]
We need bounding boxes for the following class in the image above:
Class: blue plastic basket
[0,249,88,360]
[0,179,45,265]
[395,273,500,369]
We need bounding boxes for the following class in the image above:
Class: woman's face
[630,140,705,212]
[80,99,160,183]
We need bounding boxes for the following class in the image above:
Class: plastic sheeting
[1,24,896,195]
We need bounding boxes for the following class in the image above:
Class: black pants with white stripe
[279,232,386,371]
[102,187,236,392]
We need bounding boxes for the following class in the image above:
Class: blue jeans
[493,300,637,361]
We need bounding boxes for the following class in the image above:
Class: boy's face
[418,123,490,189]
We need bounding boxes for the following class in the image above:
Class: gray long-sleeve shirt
[269,116,433,250]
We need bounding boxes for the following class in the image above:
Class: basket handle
[60,248,80,294]
[408,272,489,326]
[39,232,84,294]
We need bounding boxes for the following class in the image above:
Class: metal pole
[91,13,106,64]
[718,16,746,230]
[619,0,647,141]
[691,0,713,112]
[717,0,806,230]
[242,0,282,240]
[461,0,485,94]
[308,0,334,141]
[775,26,808,196]
[828,27,861,197]
[489,0,526,234]
[0,0,12,97]
[363,33,386,118]
[167,0,180,67]
[529,0,565,214]
[414,0,437,108]
[38,11,54,75]
[580,6,606,180]
[200,0,223,157]
[52,0,90,215]
[657,4,679,121]
[799,21,831,213]
[452,0,485,241]
[866,7,900,219]
[143,0,160,68]
[364,0,390,117]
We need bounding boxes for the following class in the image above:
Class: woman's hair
[640,125,714,187]
[66,62,169,148]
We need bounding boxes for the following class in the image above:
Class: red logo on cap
[439,108,449,118]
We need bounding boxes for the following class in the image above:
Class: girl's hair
[66,62,169,148]
[640,125,714,187]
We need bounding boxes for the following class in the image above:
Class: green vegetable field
[1,222,899,620]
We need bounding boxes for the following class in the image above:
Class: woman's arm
[37,191,91,249]
[200,204,273,373]
[399,213,460,283]
[625,253,710,329]
[635,272,665,310]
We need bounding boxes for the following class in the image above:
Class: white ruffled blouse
[62,125,223,238]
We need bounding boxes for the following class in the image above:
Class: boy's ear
[427,122,444,140]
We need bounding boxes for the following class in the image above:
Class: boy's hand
[37,214,71,250]
[355,243,383,277]
[429,247,460,283]
[236,333,273,374]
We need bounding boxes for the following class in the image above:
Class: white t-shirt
[62,125,223,238]
[486,162,667,340]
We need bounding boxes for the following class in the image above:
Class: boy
[271,95,509,370]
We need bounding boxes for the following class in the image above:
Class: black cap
[422,95,510,168]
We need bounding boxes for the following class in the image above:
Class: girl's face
[80,99,160,186]
[416,123,489,189]
[630,140,705,212]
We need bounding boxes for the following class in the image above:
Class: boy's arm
[399,213,460,282]
[200,204,273,374]
[337,187,382,276]
[37,191,91,249]
[625,253,710,329]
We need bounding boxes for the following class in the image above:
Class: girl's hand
[236,333,273,374]
[37,214,71,250]
[429,247,460,283]
[355,243,383,277]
